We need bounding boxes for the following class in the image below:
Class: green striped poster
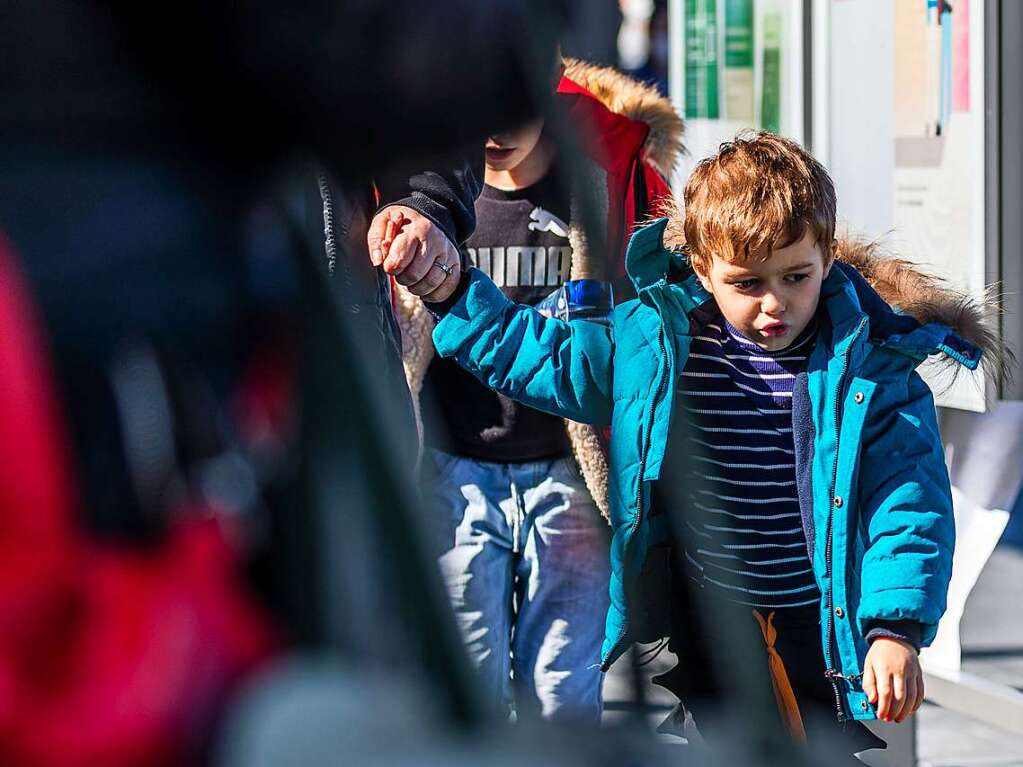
[685,0,719,119]
[761,9,782,132]
[724,0,754,122]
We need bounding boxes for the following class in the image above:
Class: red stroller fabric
[0,234,276,767]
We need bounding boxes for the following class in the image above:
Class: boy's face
[694,232,834,351]
[484,117,546,171]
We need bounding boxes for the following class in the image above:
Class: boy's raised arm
[427,269,614,427]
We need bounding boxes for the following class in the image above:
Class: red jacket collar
[556,75,649,172]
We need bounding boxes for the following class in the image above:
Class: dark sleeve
[425,273,472,320]
[865,620,923,652]
[376,151,484,247]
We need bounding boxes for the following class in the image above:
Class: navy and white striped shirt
[668,312,821,608]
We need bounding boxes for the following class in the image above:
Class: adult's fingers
[411,233,458,283]
[367,211,390,266]
[370,208,406,266]
[393,241,438,287]
[397,229,458,287]
[383,210,408,260]
[404,254,451,294]
[421,262,461,302]
[383,231,421,275]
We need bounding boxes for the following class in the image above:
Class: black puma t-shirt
[421,171,574,462]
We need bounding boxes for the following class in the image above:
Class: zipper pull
[824,669,862,685]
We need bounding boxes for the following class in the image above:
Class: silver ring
[434,261,455,276]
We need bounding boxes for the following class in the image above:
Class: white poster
[892,0,987,411]
[825,0,988,412]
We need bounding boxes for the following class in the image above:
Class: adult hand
[862,637,924,723]
[367,206,462,302]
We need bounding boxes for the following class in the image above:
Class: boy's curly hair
[680,132,837,274]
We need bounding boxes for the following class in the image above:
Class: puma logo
[527,207,569,238]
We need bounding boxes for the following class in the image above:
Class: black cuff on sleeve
[865,620,923,652]
[425,272,471,321]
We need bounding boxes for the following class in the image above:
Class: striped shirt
[667,312,820,608]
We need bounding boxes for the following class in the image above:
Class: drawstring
[752,609,807,744]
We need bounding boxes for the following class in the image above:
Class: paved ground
[917,703,1023,767]
[603,545,1023,766]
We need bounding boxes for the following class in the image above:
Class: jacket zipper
[822,317,868,720]
[601,314,671,671]
[317,172,337,274]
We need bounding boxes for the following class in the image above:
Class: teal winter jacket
[432,218,984,720]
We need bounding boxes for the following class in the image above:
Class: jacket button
[834,496,844,508]
[853,391,865,404]
[835,606,844,618]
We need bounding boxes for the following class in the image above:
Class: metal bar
[667,0,685,192]
[997,0,1023,399]
[924,666,1023,733]
[802,0,813,150]
[809,0,830,162]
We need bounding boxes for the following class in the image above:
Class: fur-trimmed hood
[562,58,684,180]
[653,215,1004,379]
[831,238,1001,373]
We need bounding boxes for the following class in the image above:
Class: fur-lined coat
[395,59,684,517]
[428,212,999,719]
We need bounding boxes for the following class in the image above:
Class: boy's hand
[862,637,924,723]
[367,206,461,302]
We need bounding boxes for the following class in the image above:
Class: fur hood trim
[563,58,685,179]
[833,236,1008,381]
[659,201,1004,377]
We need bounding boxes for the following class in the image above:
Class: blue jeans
[429,450,611,722]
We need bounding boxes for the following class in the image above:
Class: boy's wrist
[425,271,471,318]
[865,620,923,652]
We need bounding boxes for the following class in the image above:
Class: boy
[383,59,681,721]
[416,133,993,750]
